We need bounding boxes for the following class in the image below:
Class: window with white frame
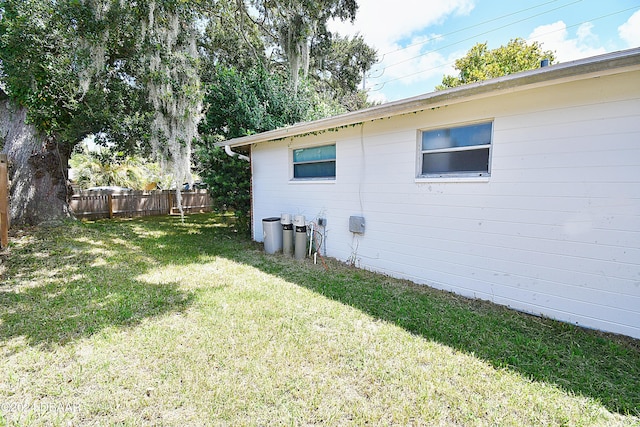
[419,122,492,177]
[292,144,336,179]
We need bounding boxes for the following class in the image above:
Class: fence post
[167,190,173,215]
[0,154,9,249]
[107,194,114,219]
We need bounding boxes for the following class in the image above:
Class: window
[419,122,492,177]
[292,144,336,179]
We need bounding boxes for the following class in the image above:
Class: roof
[220,47,640,148]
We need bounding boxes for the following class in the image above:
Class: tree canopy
[193,0,375,232]
[0,0,375,153]
[246,0,359,88]
[312,34,377,111]
[437,38,555,90]
[1,0,153,152]
[0,0,378,224]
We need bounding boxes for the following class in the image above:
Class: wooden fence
[0,154,8,249]
[69,189,212,220]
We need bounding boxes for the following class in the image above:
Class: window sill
[289,178,336,184]
[415,175,490,183]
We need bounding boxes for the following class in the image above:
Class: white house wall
[250,70,640,339]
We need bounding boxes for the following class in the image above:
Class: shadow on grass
[0,276,192,350]
[98,215,640,416]
[2,214,637,416]
[261,259,640,416]
[0,218,198,350]
[196,220,639,417]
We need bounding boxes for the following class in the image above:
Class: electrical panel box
[349,216,365,234]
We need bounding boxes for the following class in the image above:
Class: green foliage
[0,0,375,150]
[0,0,154,150]
[200,0,267,72]
[249,0,359,85]
[0,0,378,222]
[199,65,311,140]
[437,38,556,90]
[195,143,251,233]
[195,64,346,234]
[312,34,378,111]
[302,84,349,121]
[0,0,81,148]
[70,145,171,190]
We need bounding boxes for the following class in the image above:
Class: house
[220,48,640,339]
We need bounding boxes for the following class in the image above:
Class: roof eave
[219,47,640,148]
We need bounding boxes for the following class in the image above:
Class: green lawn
[0,214,638,426]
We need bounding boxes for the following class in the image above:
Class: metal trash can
[281,213,294,257]
[293,215,307,260]
[262,217,283,254]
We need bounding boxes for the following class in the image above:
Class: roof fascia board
[219,48,640,148]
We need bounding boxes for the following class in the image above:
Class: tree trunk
[0,91,72,226]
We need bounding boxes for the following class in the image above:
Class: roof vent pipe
[224,145,250,162]
[540,58,550,68]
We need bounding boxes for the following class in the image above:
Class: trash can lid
[262,217,281,222]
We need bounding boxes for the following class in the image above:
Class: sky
[328,0,640,103]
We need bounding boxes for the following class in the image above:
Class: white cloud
[528,21,606,62]
[328,0,475,101]
[329,0,475,51]
[618,10,640,48]
[365,89,388,105]
[576,22,596,42]
[364,45,461,102]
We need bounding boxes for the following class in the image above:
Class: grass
[0,213,638,426]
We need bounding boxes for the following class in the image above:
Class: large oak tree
[0,0,204,223]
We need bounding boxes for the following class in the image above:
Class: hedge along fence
[69,189,212,220]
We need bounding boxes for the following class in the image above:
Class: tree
[0,89,74,225]
[198,0,376,113]
[196,64,322,234]
[200,0,267,73]
[0,0,204,224]
[0,0,90,224]
[200,65,320,140]
[241,0,359,89]
[437,38,555,90]
[195,144,252,233]
[194,1,377,233]
[69,146,172,190]
[312,34,377,111]
[0,0,155,151]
